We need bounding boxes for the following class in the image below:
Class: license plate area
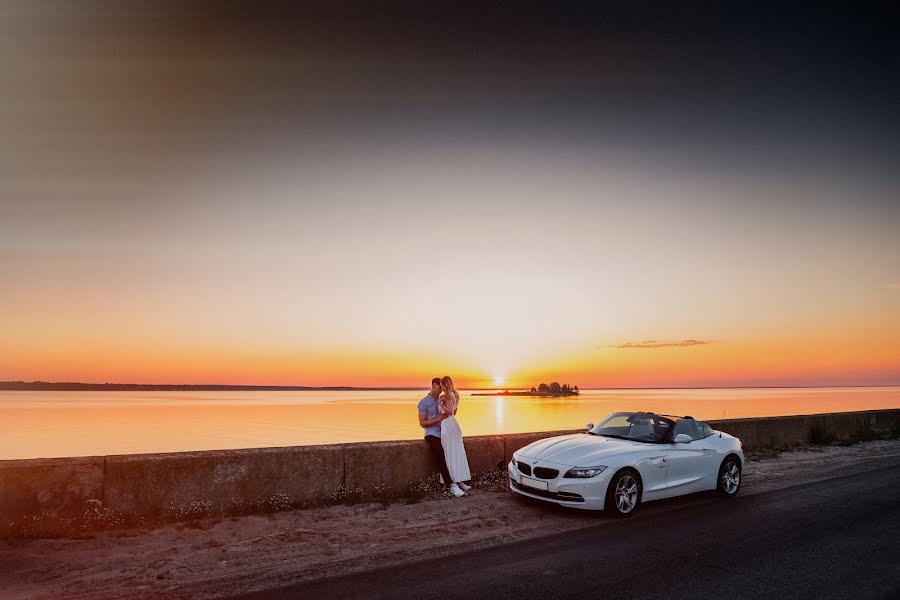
[521,476,549,491]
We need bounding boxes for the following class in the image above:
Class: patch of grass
[745,447,783,461]
[809,427,837,446]
[817,426,899,448]
[473,467,510,492]
[746,426,900,461]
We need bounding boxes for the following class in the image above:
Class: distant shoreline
[0,381,896,392]
[0,382,422,392]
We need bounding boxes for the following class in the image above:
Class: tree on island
[475,382,579,397]
[535,382,579,395]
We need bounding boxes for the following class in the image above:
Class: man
[418,377,465,497]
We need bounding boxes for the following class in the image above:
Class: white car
[509,411,744,516]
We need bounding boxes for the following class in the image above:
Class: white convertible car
[509,412,744,516]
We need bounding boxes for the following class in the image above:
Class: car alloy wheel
[722,461,740,494]
[717,457,742,498]
[615,473,639,514]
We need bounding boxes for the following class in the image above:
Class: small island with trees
[472,382,580,397]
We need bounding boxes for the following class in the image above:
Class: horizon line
[2,380,899,392]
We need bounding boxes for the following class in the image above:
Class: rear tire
[606,469,641,517]
[716,456,742,498]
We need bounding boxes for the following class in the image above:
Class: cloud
[609,339,713,350]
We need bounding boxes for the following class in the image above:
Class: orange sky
[1,5,898,389]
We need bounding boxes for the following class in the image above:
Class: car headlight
[564,466,608,478]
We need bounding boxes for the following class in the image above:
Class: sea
[2,386,898,459]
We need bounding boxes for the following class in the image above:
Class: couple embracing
[417,376,472,497]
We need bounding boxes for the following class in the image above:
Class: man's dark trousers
[424,435,453,488]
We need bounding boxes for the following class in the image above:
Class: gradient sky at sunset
[2,2,898,388]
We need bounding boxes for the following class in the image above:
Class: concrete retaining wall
[2,409,898,537]
[707,409,900,450]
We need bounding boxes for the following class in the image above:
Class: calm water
[2,387,899,460]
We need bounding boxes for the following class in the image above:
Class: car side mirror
[586,423,594,431]
[674,433,693,444]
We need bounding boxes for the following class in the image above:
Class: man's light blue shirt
[418,393,441,438]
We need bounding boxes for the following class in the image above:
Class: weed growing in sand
[167,500,213,521]
[81,500,126,530]
[408,476,442,496]
[330,486,350,503]
[474,468,509,492]
[746,447,783,461]
[7,499,132,538]
[255,493,292,512]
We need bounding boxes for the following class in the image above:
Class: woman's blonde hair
[440,376,459,404]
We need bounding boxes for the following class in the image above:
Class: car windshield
[588,412,675,443]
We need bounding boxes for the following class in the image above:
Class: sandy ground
[3,439,900,600]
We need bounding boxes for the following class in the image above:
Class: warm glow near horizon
[2,153,899,389]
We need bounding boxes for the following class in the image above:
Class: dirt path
[3,439,899,600]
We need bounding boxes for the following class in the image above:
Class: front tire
[716,456,742,498]
[606,469,641,517]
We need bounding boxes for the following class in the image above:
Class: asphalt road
[233,462,900,600]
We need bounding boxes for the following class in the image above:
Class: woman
[439,375,472,493]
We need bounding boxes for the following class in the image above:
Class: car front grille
[533,467,559,479]
[510,480,585,502]
[516,461,532,476]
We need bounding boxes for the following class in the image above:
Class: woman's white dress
[440,394,471,483]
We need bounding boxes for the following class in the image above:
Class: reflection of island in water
[472,382,580,397]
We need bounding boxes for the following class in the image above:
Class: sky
[1,1,898,388]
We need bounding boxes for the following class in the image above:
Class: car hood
[516,433,655,466]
